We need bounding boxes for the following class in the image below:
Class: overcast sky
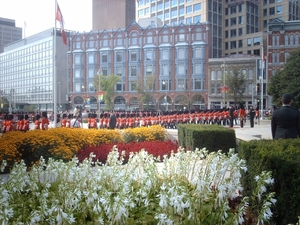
[0,0,92,38]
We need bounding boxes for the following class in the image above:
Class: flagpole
[260,44,264,121]
[53,0,58,128]
[24,21,26,38]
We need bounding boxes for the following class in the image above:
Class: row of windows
[211,69,254,81]
[73,47,206,65]
[73,30,206,49]
[74,62,205,79]
[1,51,52,66]
[210,83,255,95]
[271,34,300,46]
[0,41,52,61]
[224,4,243,15]
[263,0,283,5]
[138,3,201,17]
[263,6,282,16]
[74,78,204,93]
[138,0,186,8]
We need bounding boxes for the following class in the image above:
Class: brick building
[68,21,210,111]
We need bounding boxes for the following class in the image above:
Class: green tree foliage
[0,96,9,113]
[268,47,300,109]
[137,74,155,110]
[94,74,120,111]
[226,67,247,105]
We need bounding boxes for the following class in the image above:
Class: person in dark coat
[109,111,116,129]
[248,105,256,128]
[229,105,235,127]
[271,93,300,139]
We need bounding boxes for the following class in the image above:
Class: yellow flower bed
[0,125,167,172]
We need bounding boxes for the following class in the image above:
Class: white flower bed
[0,147,276,225]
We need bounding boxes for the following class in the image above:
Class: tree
[94,74,120,111]
[0,96,9,113]
[137,74,156,110]
[268,48,300,109]
[225,67,247,105]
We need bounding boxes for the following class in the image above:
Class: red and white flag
[56,3,67,45]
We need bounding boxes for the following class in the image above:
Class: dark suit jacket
[109,114,116,129]
[271,105,300,139]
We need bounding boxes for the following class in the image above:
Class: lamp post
[162,80,168,111]
[260,76,263,120]
[97,70,101,119]
[57,82,61,112]
[221,61,227,108]
[251,82,254,106]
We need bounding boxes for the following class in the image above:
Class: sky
[0,0,92,38]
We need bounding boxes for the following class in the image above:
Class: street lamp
[220,61,228,108]
[162,80,168,111]
[57,82,61,112]
[259,76,263,120]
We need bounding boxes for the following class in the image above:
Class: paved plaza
[167,119,272,142]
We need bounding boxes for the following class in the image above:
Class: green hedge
[238,139,300,225]
[178,124,236,153]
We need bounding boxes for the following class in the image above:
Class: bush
[178,124,236,153]
[239,138,300,225]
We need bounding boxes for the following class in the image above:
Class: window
[248,69,253,79]
[178,64,186,75]
[263,20,268,28]
[193,15,201,23]
[157,2,163,10]
[230,17,236,26]
[194,64,202,74]
[269,0,275,3]
[225,30,228,38]
[171,0,178,7]
[145,65,153,76]
[186,17,192,23]
[263,9,267,16]
[230,41,236,49]
[247,38,251,46]
[238,4,243,12]
[74,69,81,78]
[130,52,138,62]
[186,6,192,14]
[74,55,81,64]
[116,67,122,76]
[145,50,153,61]
[231,5,236,14]
[225,19,228,27]
[171,8,178,18]
[116,52,122,62]
[161,49,169,60]
[101,53,107,63]
[194,3,201,12]
[225,8,228,15]
[130,66,137,76]
[277,5,282,14]
[238,16,243,24]
[88,68,94,78]
[87,54,94,64]
[102,67,108,75]
[238,40,243,48]
[194,79,201,90]
[161,64,170,75]
[179,7,184,16]
[230,29,236,37]
[194,47,202,58]
[238,28,243,36]
[130,81,138,91]
[178,48,185,59]
[253,37,260,46]
[211,71,216,80]
[269,7,275,15]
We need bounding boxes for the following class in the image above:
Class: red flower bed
[77,140,179,164]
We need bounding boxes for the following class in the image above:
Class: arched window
[290,34,294,46]
[285,35,289,46]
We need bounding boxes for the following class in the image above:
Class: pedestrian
[239,103,246,128]
[271,93,300,139]
[109,111,116,129]
[41,112,49,130]
[248,105,256,128]
[70,115,81,128]
[229,105,235,127]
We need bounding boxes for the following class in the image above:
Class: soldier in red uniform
[22,114,30,131]
[61,114,67,127]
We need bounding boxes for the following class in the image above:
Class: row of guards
[58,108,245,130]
